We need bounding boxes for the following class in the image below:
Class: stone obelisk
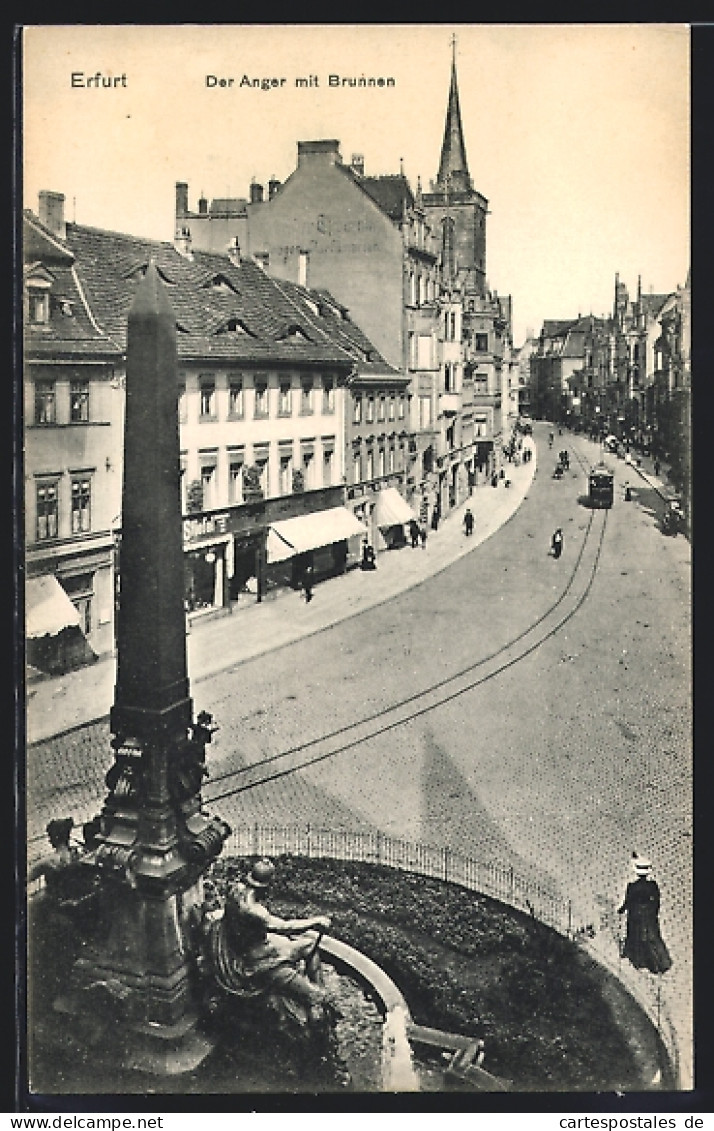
[61,263,230,1074]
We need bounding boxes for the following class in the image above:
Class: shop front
[265,505,367,591]
[26,573,97,675]
[374,486,417,550]
[183,512,234,619]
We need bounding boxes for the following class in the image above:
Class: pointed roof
[436,47,472,192]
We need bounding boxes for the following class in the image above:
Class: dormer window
[215,317,255,336]
[28,290,49,325]
[279,324,311,342]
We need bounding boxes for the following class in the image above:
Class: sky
[22,23,690,345]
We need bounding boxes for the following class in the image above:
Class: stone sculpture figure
[203,859,337,1033]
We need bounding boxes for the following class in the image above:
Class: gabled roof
[24,210,394,373]
[357,174,414,221]
[640,293,670,318]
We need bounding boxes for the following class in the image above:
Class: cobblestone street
[26,425,692,1087]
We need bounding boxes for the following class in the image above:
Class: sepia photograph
[20,23,691,1102]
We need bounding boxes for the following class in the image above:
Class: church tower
[422,38,489,295]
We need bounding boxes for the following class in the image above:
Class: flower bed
[210,855,652,1092]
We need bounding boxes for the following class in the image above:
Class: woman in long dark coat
[618,854,672,974]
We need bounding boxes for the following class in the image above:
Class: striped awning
[26,575,81,639]
[267,507,367,564]
[375,486,416,528]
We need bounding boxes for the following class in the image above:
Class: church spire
[436,36,472,193]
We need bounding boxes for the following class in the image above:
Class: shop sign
[183,512,230,545]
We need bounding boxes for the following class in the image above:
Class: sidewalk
[26,442,538,746]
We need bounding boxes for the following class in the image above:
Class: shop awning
[267,507,367,564]
[26,575,82,639]
[375,487,416,528]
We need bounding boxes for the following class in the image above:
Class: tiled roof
[23,214,397,371]
[350,173,414,221]
[640,293,670,318]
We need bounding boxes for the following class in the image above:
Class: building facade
[176,46,517,524]
[24,195,399,668]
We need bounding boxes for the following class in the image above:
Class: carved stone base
[49,995,216,1077]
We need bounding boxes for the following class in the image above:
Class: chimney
[198,195,208,216]
[38,191,66,238]
[350,153,364,177]
[268,177,281,200]
[227,237,241,266]
[175,181,189,219]
[297,140,342,167]
[250,182,264,204]
[298,250,309,288]
[174,225,192,258]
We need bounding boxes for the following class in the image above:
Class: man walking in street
[302,563,314,603]
[463,508,474,537]
[551,528,563,559]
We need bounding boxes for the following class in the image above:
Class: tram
[588,465,614,509]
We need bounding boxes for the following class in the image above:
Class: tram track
[203,438,609,803]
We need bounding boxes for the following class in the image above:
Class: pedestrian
[419,524,428,549]
[654,458,661,477]
[302,563,314,602]
[618,853,672,975]
[360,539,376,571]
[551,528,563,559]
[409,519,420,549]
[463,508,474,536]
[431,506,440,532]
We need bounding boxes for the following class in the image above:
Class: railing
[223,823,684,1088]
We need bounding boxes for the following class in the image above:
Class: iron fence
[223,822,683,1088]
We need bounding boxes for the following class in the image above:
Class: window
[279,452,292,494]
[200,378,216,418]
[366,397,375,424]
[322,377,335,413]
[228,378,244,418]
[353,397,362,425]
[61,573,93,636]
[229,458,244,503]
[378,397,386,422]
[353,449,361,483]
[366,448,375,480]
[71,477,91,533]
[278,381,292,416]
[254,381,268,418]
[378,448,386,477]
[35,380,55,424]
[450,312,457,341]
[474,333,488,353]
[388,446,395,473]
[36,481,58,541]
[419,396,432,430]
[300,378,313,415]
[323,445,334,486]
[398,396,405,420]
[408,332,417,369]
[257,457,269,495]
[444,364,454,393]
[302,452,314,490]
[200,464,216,509]
[28,290,49,325]
[70,380,89,423]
